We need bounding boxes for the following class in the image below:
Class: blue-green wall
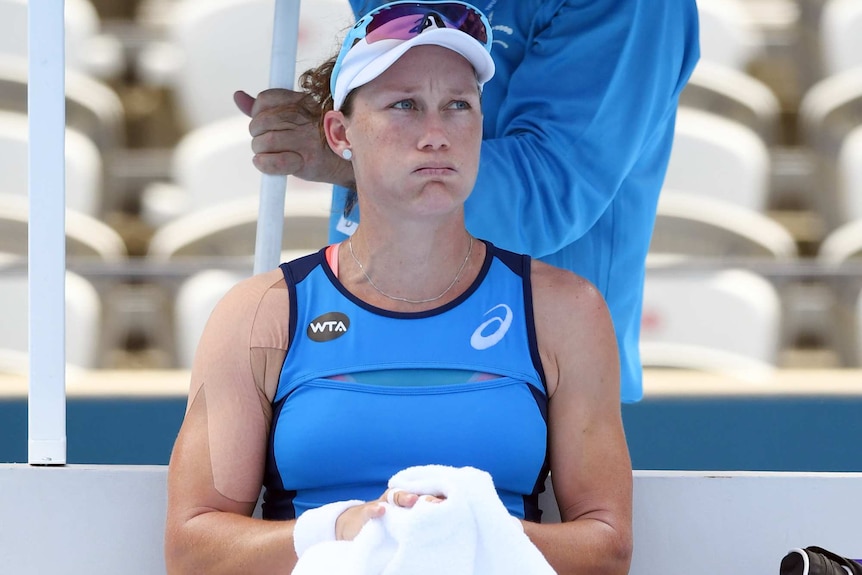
[2,394,860,470]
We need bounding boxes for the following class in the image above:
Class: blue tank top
[262,241,549,521]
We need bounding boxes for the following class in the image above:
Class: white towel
[291,465,557,575]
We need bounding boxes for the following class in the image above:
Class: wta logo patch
[307,312,350,342]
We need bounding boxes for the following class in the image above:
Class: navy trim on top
[262,396,297,520]
[525,456,551,523]
[495,245,552,523]
[492,244,549,396]
[520,256,549,396]
[315,239,496,320]
[280,248,328,357]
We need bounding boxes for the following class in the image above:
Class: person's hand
[334,488,445,541]
[234,89,355,188]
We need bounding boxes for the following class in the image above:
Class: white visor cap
[332,27,495,110]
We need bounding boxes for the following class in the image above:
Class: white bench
[2,465,860,574]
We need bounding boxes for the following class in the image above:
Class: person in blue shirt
[167,4,632,573]
[235,0,700,402]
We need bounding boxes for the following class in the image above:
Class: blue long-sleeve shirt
[330,0,700,402]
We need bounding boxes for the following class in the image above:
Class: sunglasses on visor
[355,1,491,48]
[331,1,493,88]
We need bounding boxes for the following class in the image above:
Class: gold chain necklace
[348,235,474,304]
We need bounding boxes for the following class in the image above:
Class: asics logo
[470,304,513,350]
[307,312,350,342]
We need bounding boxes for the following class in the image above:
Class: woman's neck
[340,225,481,310]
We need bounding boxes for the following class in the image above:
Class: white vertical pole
[28,0,67,465]
[253,0,302,275]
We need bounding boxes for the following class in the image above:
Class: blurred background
[3,0,862,380]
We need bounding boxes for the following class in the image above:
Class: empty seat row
[159,262,862,372]
[5,0,862,233]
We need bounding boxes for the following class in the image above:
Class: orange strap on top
[325,243,340,277]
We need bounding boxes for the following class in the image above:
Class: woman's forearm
[165,511,297,575]
[522,516,633,575]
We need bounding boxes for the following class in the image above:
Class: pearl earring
[342,149,353,161]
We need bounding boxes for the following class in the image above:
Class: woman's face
[339,45,483,220]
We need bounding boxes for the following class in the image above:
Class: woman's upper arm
[167,270,290,521]
[532,263,632,527]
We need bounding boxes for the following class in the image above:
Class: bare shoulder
[529,260,618,398]
[209,268,289,325]
[221,268,287,306]
[529,259,610,324]
[197,268,291,363]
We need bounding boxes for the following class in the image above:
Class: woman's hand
[334,488,445,541]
